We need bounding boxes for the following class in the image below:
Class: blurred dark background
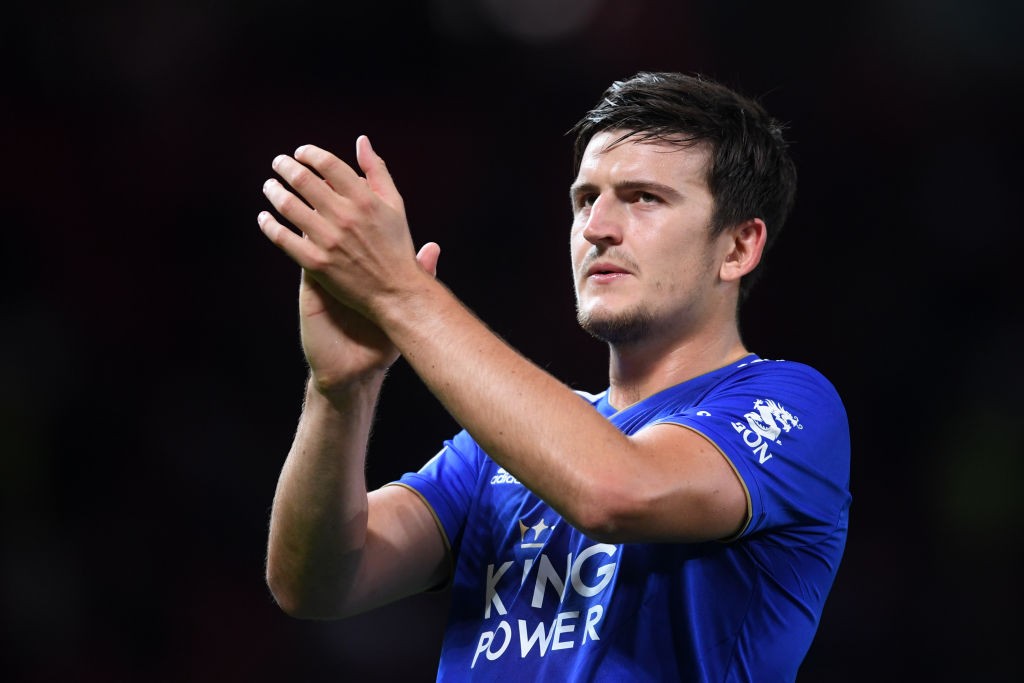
[3,0,1022,681]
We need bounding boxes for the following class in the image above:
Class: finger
[416,241,441,277]
[262,177,337,243]
[355,135,404,208]
[258,210,323,270]
[271,153,344,218]
[293,144,366,199]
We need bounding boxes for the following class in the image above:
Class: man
[260,72,851,682]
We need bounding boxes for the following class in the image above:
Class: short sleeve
[653,362,851,540]
[392,428,485,556]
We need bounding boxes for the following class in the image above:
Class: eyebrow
[569,179,685,204]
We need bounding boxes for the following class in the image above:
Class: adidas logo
[490,467,521,485]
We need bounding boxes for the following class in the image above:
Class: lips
[586,261,631,278]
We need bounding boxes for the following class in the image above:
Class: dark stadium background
[3,1,1021,680]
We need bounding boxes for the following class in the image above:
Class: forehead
[576,129,711,187]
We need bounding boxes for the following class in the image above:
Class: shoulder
[734,356,835,382]
[692,357,849,448]
[720,357,844,405]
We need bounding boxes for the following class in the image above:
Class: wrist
[306,370,386,411]
[370,272,448,343]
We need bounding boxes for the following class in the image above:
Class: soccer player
[260,72,851,681]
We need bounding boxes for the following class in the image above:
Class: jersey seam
[649,421,754,542]
[384,481,457,591]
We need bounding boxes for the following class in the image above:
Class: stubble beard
[576,303,654,346]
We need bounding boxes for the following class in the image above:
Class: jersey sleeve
[391,428,484,557]
[654,362,851,540]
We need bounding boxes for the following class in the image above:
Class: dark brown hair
[570,72,798,298]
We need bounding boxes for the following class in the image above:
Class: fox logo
[744,399,802,444]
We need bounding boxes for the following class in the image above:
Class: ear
[719,218,767,284]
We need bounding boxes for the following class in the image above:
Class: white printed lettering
[753,440,772,464]
[485,562,513,618]
[583,605,603,644]
[531,553,570,608]
[742,428,762,448]
[518,618,556,657]
[732,421,773,464]
[472,621,512,668]
[473,543,617,668]
[521,558,534,585]
[570,544,617,597]
[551,610,579,651]
[472,630,493,669]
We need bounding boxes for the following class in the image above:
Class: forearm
[266,375,383,617]
[374,278,635,535]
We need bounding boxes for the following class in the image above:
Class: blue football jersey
[393,355,851,682]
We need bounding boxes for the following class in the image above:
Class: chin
[576,305,653,345]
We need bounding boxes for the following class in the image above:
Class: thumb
[356,135,403,208]
[416,242,441,277]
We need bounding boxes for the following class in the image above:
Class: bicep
[340,484,450,616]
[614,422,749,543]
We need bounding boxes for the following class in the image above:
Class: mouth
[586,261,631,278]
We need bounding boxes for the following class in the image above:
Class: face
[570,129,725,346]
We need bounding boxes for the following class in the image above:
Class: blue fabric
[395,355,851,682]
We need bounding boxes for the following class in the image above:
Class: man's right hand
[299,243,440,397]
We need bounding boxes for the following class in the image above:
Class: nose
[581,194,624,246]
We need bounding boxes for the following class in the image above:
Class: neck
[605,318,749,410]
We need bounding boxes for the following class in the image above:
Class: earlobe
[720,218,767,283]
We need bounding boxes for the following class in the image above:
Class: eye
[636,191,660,204]
[574,192,598,210]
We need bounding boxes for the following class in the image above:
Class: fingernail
[263,178,276,193]
[272,155,286,170]
[295,145,307,157]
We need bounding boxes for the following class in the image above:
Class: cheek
[649,246,714,293]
